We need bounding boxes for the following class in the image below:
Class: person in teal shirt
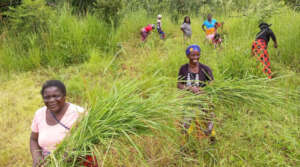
[202,14,217,41]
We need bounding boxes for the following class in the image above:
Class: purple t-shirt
[178,63,214,87]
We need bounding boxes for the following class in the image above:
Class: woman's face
[188,51,200,64]
[207,15,212,21]
[185,17,190,23]
[43,86,66,113]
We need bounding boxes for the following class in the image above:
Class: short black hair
[41,80,66,97]
[183,16,191,24]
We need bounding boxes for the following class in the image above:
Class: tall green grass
[0,1,300,167]
[0,3,115,73]
[45,78,192,166]
[44,76,300,166]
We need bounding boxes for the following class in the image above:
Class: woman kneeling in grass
[177,45,216,142]
[30,80,97,167]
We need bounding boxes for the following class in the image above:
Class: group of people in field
[140,14,165,41]
[141,13,278,79]
[30,13,278,167]
[141,14,224,48]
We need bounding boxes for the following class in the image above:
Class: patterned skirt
[251,39,272,79]
[182,106,216,140]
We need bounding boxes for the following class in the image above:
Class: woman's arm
[177,82,186,90]
[202,24,206,32]
[270,30,278,48]
[30,132,43,167]
[180,27,184,32]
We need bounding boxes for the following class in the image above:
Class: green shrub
[4,0,53,33]
[0,0,21,13]
[0,5,116,73]
[70,0,96,15]
[93,0,123,27]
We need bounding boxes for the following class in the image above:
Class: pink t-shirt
[31,103,84,156]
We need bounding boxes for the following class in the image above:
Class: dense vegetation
[0,0,299,166]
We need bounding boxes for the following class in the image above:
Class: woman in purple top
[178,45,214,93]
[177,44,215,141]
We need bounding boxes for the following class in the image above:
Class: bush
[93,0,123,27]
[0,0,21,13]
[0,6,115,73]
[4,0,53,34]
[71,0,96,15]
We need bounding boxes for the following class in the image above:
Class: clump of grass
[43,75,300,166]
[45,78,190,166]
[1,1,300,166]
[0,4,115,73]
[205,76,300,108]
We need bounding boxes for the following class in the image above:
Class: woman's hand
[202,24,206,32]
[32,158,43,167]
[30,132,43,167]
[189,86,204,94]
[204,122,214,136]
[189,86,198,94]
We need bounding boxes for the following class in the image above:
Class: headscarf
[186,44,201,56]
[259,22,272,30]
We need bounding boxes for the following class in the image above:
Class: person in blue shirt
[202,14,217,41]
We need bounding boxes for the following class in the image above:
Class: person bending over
[141,24,155,41]
[251,22,278,79]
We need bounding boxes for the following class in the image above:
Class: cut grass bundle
[44,76,299,166]
[204,76,300,109]
[45,78,197,166]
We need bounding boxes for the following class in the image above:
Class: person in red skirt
[252,22,278,79]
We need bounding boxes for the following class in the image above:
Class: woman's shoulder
[178,64,189,75]
[68,103,84,114]
[32,106,47,121]
[180,63,189,70]
[34,106,47,115]
[199,63,212,72]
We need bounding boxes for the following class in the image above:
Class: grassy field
[0,1,300,167]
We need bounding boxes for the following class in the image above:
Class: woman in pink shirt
[30,80,85,167]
